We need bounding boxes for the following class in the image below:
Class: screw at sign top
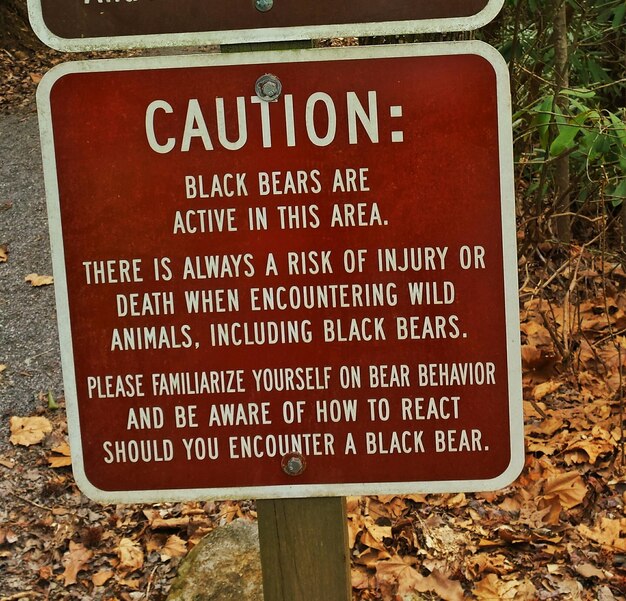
[255,74,282,102]
[254,0,274,12]
[281,452,306,476]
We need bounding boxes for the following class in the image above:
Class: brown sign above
[28,0,504,52]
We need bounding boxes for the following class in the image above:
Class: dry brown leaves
[0,18,146,115]
[2,247,626,600]
[578,518,626,553]
[47,442,71,468]
[62,541,93,586]
[9,416,52,446]
[0,399,256,600]
[349,247,626,600]
[116,538,144,573]
[24,273,53,287]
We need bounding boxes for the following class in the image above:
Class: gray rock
[167,520,263,601]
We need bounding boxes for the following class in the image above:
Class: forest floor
[1,11,626,601]
[3,250,626,601]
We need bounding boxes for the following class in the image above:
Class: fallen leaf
[525,416,564,437]
[521,321,553,347]
[219,501,244,523]
[0,244,7,262]
[598,585,619,601]
[533,380,561,400]
[384,496,409,518]
[477,537,505,549]
[351,568,370,590]
[160,534,187,561]
[30,72,43,84]
[142,509,162,523]
[145,534,166,554]
[376,555,464,600]
[360,517,392,551]
[411,570,465,601]
[24,273,54,286]
[0,455,15,469]
[92,570,115,586]
[39,565,53,581]
[565,427,615,464]
[541,472,587,510]
[9,416,52,446]
[521,344,543,369]
[466,553,511,578]
[62,541,93,586]
[117,538,144,572]
[48,442,72,468]
[5,529,18,544]
[117,577,141,589]
[53,441,70,454]
[575,563,604,579]
[444,493,468,508]
[498,496,521,513]
[149,516,190,530]
[188,525,213,545]
[474,573,537,600]
[578,518,626,552]
[405,494,428,503]
[376,554,421,596]
[354,548,388,569]
[497,526,532,545]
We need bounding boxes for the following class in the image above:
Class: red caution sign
[29,0,504,51]
[38,43,523,503]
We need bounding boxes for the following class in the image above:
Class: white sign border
[38,41,523,504]
[28,0,505,52]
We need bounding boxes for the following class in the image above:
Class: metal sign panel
[28,0,505,52]
[38,42,523,503]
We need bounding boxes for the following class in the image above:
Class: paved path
[0,108,63,430]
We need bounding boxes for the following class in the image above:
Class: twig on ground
[10,492,53,512]
[0,592,44,600]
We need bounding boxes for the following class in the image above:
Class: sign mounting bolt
[255,0,274,12]
[281,452,306,476]
[255,74,282,102]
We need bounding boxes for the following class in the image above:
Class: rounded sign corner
[28,1,75,53]
[472,0,506,30]
[480,443,526,493]
[36,61,83,106]
[72,462,120,504]
[464,40,509,75]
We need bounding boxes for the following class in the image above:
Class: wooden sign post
[258,498,351,601]
[36,39,522,601]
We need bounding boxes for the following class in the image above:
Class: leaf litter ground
[1,24,626,601]
[2,252,626,601]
